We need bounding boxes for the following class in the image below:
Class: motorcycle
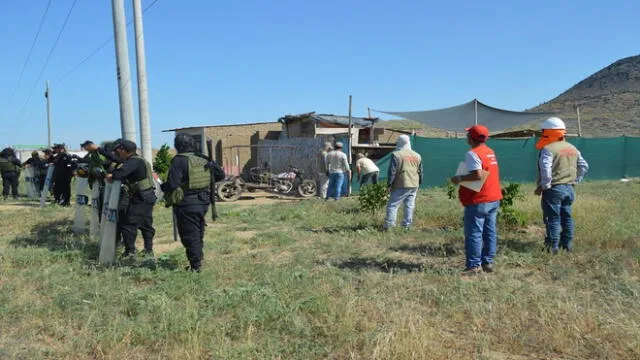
[216,165,317,202]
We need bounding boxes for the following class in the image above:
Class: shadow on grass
[501,238,540,253]
[307,224,378,234]
[330,257,425,273]
[337,207,361,215]
[9,219,180,271]
[390,242,461,257]
[10,219,99,259]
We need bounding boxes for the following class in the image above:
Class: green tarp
[353,136,640,191]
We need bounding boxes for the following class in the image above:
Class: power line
[57,0,161,85]
[3,0,53,114]
[13,0,79,124]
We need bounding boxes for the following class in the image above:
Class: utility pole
[45,81,52,147]
[111,0,136,142]
[347,95,353,196]
[133,0,152,163]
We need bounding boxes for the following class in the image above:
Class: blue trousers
[541,184,575,251]
[464,200,500,268]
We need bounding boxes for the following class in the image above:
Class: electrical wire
[57,0,161,85]
[3,0,53,115]
[13,0,79,123]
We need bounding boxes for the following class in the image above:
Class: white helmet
[541,117,566,130]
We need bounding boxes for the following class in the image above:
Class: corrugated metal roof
[278,112,379,128]
[162,121,279,132]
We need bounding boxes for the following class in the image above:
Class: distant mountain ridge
[530,55,640,136]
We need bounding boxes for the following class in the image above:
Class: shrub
[358,183,390,213]
[153,144,173,181]
[499,183,526,228]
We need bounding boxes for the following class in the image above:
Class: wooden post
[577,106,582,137]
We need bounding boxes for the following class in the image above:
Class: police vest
[0,157,19,173]
[458,144,503,206]
[165,153,211,206]
[126,155,155,194]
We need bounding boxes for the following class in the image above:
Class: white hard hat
[541,117,566,130]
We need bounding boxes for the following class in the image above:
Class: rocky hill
[530,55,640,136]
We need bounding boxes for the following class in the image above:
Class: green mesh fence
[359,136,640,191]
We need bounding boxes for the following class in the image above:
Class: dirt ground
[216,190,314,206]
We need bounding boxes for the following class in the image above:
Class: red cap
[465,125,489,142]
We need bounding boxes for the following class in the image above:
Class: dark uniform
[80,140,112,216]
[0,148,21,200]
[110,140,156,256]
[23,152,46,191]
[51,144,74,206]
[162,152,211,271]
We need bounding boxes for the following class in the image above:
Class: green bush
[358,183,390,213]
[499,183,526,228]
[153,144,173,181]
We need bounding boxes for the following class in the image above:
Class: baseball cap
[465,125,490,142]
[335,141,344,148]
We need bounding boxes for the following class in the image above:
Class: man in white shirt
[325,142,351,200]
[355,153,379,186]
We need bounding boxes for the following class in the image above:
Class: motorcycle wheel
[297,179,317,197]
[278,179,294,193]
[217,181,241,202]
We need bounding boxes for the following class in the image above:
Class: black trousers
[38,174,46,191]
[53,176,72,206]
[121,196,155,254]
[360,171,379,186]
[175,204,208,270]
[1,172,19,199]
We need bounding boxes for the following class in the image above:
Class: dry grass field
[0,180,639,359]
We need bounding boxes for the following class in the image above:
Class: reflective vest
[459,144,503,206]
[390,148,422,189]
[127,155,155,194]
[538,141,579,186]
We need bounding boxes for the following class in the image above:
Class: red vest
[459,144,503,206]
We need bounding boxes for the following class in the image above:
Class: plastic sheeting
[375,99,555,133]
[364,136,640,190]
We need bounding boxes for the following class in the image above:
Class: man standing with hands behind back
[534,117,589,254]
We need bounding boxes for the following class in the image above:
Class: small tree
[153,144,173,181]
[359,183,390,213]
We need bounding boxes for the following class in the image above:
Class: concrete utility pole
[45,81,52,147]
[111,0,136,142]
[133,0,152,163]
[347,95,353,196]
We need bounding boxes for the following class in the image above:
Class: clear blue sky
[1,0,639,149]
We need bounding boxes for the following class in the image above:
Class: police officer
[0,147,21,200]
[51,143,74,206]
[80,140,111,214]
[161,134,212,272]
[23,151,46,191]
[107,140,156,257]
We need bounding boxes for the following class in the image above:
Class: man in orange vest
[451,125,503,274]
[534,117,589,254]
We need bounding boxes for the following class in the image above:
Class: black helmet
[115,139,137,153]
[174,133,195,153]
